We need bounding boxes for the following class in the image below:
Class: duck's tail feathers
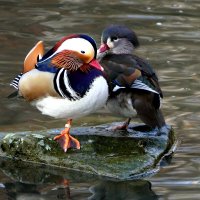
[7,91,19,99]
[10,73,23,90]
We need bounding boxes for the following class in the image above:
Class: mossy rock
[0,123,176,180]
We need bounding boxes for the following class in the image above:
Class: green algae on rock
[0,123,176,180]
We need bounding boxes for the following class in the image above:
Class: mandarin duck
[10,34,109,152]
[97,25,165,130]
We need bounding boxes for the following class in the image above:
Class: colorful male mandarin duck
[10,34,109,152]
[97,25,165,130]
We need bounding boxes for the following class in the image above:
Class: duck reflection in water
[88,180,158,200]
[0,158,158,200]
[2,180,158,200]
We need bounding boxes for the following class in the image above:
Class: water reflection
[3,182,70,200]
[0,158,157,200]
[89,181,158,200]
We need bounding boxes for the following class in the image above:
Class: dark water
[0,0,200,199]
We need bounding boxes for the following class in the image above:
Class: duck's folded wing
[131,55,163,97]
[101,55,141,87]
[101,54,163,97]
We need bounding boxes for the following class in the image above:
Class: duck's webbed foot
[54,119,80,152]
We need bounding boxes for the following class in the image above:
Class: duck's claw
[54,119,80,152]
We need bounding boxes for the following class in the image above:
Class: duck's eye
[81,50,85,54]
[111,36,118,41]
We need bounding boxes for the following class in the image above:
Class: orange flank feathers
[23,41,44,73]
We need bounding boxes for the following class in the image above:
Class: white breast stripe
[56,68,67,98]
[55,68,80,100]
[63,70,80,100]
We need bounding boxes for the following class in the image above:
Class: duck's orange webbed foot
[54,119,80,152]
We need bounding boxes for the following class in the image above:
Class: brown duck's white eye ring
[111,36,118,42]
[81,50,85,54]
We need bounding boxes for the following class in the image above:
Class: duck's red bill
[89,59,104,71]
[98,43,110,53]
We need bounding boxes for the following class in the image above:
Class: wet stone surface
[0,123,176,180]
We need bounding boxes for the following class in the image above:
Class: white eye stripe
[107,37,114,48]
[39,38,94,63]
[56,38,93,55]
